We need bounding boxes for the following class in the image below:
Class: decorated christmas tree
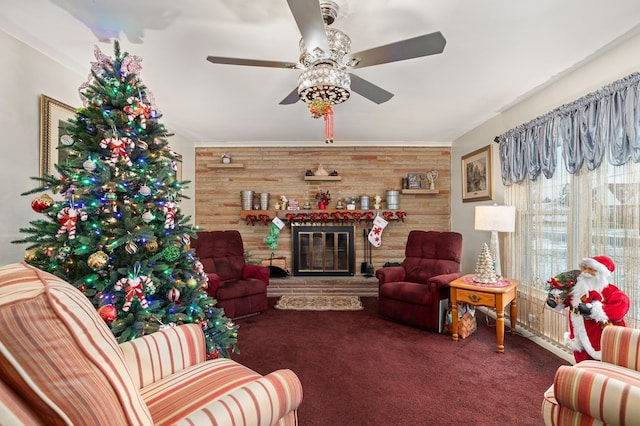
[14,41,238,358]
[473,243,498,283]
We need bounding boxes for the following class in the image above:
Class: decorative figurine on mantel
[314,164,330,176]
[373,195,382,210]
[426,170,439,190]
[221,153,232,164]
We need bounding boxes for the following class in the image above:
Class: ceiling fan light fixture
[298,64,350,104]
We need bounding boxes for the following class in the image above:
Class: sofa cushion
[141,358,261,424]
[0,263,153,425]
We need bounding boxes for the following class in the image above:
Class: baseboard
[477,306,574,364]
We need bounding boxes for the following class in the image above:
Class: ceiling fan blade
[348,31,446,69]
[286,0,329,54]
[279,87,300,105]
[349,74,394,104]
[206,56,299,69]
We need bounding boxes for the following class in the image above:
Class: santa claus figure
[547,256,629,363]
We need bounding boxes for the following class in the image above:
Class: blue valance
[496,73,640,185]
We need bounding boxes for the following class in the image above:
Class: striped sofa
[542,325,640,425]
[0,263,303,425]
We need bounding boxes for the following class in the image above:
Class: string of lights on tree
[14,41,238,359]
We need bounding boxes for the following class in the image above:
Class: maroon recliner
[191,230,269,318]
[376,230,462,330]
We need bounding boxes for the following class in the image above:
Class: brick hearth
[267,276,378,297]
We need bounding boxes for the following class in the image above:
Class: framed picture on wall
[40,94,76,177]
[461,144,493,202]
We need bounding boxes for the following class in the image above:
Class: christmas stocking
[265,216,285,249]
[368,214,388,247]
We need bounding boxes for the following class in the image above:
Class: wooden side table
[449,275,519,353]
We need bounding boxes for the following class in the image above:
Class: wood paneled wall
[195,146,451,270]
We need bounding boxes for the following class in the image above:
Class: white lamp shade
[474,205,516,233]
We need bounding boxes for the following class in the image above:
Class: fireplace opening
[292,224,355,276]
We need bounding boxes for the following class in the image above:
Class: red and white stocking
[368,215,388,247]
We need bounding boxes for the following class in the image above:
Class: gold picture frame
[461,144,493,202]
[40,94,76,177]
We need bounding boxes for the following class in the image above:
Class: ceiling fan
[206,0,446,106]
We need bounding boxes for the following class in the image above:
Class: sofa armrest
[176,368,303,426]
[376,266,406,285]
[427,272,463,291]
[601,325,640,370]
[205,272,221,298]
[243,264,270,285]
[120,324,207,389]
[553,362,640,424]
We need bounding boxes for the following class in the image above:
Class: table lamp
[474,204,516,277]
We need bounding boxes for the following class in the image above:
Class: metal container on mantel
[240,190,254,210]
[386,190,400,210]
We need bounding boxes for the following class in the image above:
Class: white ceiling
[3,0,640,145]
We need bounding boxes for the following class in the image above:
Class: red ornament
[97,305,118,323]
[31,194,54,213]
[167,288,180,302]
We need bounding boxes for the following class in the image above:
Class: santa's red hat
[581,256,615,277]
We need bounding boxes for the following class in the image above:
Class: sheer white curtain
[498,73,640,351]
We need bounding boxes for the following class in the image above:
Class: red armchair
[376,230,463,330]
[191,230,269,318]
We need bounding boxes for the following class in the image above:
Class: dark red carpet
[232,297,568,425]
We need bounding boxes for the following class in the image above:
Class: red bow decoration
[286,213,296,223]
[352,212,361,222]
[319,212,329,222]
[245,214,256,225]
[395,211,407,222]
[332,212,342,221]
[308,99,334,143]
[258,214,269,225]
[297,213,307,222]
[365,211,375,221]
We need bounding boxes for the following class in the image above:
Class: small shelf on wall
[206,163,245,169]
[304,176,342,181]
[401,189,440,194]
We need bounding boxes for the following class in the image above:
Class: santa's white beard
[570,271,607,307]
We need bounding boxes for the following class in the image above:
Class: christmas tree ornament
[161,245,181,262]
[83,159,97,172]
[368,214,388,247]
[87,250,109,269]
[142,210,154,223]
[186,278,198,289]
[473,243,498,283]
[60,134,75,146]
[56,245,72,261]
[265,216,285,250]
[145,240,158,252]
[24,248,39,262]
[125,241,138,255]
[56,206,88,239]
[167,288,180,302]
[31,194,54,213]
[139,185,151,196]
[163,201,178,229]
[181,234,191,248]
[97,304,117,323]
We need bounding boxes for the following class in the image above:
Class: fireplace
[292,224,355,276]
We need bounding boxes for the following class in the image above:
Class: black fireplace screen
[292,225,355,276]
